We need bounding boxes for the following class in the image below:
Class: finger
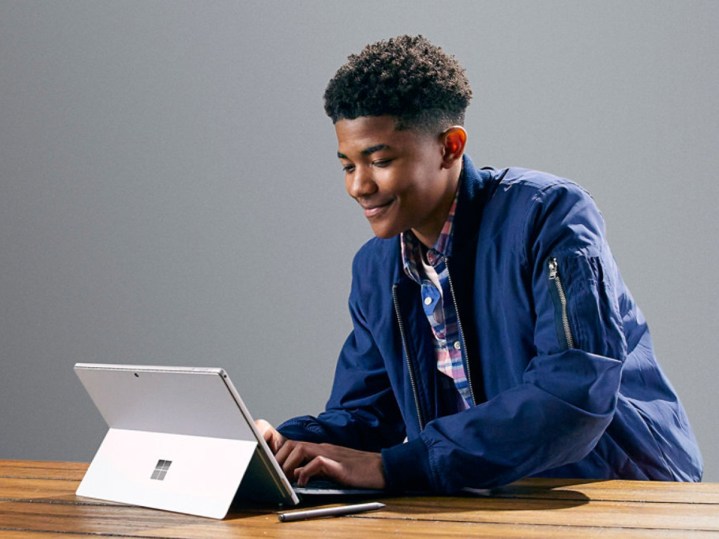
[283,443,317,477]
[278,442,321,479]
[254,419,274,445]
[295,456,343,487]
[254,419,286,453]
[274,439,298,465]
[268,431,287,454]
[254,419,272,435]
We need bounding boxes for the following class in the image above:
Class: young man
[257,35,702,493]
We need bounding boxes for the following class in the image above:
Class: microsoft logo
[150,459,172,481]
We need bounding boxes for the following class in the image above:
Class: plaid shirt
[400,193,473,410]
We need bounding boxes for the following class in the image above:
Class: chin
[370,225,403,239]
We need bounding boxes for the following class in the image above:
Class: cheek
[398,166,435,197]
[381,167,415,195]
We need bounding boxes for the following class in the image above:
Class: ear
[440,126,468,168]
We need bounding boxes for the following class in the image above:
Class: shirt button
[424,297,432,306]
[453,341,462,350]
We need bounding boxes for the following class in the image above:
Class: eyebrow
[337,144,390,160]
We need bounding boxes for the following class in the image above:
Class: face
[335,115,459,246]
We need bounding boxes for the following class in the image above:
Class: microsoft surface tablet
[74,363,300,519]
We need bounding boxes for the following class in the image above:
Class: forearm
[383,350,622,493]
[278,408,405,452]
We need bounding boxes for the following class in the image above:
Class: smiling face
[335,115,465,247]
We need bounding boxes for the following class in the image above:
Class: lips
[361,199,394,219]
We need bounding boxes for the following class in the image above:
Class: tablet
[74,363,300,518]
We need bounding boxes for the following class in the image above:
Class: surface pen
[277,501,386,522]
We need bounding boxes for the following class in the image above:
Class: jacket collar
[390,155,499,284]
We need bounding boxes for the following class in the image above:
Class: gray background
[1,1,717,481]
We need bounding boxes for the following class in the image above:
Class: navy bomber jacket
[278,155,703,493]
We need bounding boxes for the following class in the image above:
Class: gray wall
[1,1,717,481]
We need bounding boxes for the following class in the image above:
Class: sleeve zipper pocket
[548,257,575,349]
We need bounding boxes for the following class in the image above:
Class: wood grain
[1,461,718,538]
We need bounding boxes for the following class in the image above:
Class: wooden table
[1,460,718,537]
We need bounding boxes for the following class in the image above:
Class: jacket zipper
[392,284,425,430]
[446,260,477,407]
[548,257,575,349]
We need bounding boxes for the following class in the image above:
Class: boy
[257,35,702,493]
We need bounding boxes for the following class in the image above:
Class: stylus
[277,501,385,522]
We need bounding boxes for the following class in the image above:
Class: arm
[270,247,405,487]
[275,180,628,492]
[383,180,628,492]
[277,249,407,452]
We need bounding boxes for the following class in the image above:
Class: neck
[412,163,462,247]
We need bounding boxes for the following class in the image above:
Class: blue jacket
[279,156,703,493]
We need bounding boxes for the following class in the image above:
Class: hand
[254,419,287,454]
[275,440,386,490]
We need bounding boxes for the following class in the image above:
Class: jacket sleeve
[382,181,627,492]
[278,253,407,451]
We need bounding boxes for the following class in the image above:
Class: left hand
[274,439,386,489]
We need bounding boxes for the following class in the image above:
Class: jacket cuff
[277,416,332,443]
[381,438,433,493]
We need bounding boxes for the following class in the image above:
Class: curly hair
[323,35,472,132]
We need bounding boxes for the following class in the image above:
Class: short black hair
[324,35,472,132]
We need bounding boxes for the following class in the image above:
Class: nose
[346,165,377,199]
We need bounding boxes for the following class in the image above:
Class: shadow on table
[231,477,611,518]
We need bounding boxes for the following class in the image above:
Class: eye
[342,163,355,173]
[372,159,392,168]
